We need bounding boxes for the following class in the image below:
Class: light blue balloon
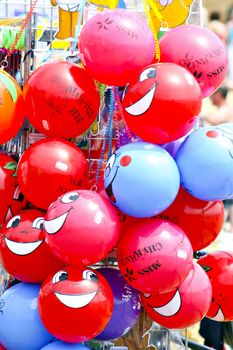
[41,340,90,349]
[0,283,53,350]
[176,123,233,201]
[104,142,180,217]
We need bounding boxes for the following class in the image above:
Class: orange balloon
[0,70,24,144]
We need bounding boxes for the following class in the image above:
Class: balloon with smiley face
[104,142,180,218]
[0,153,27,225]
[44,190,120,265]
[198,251,233,322]
[38,266,113,343]
[0,209,64,283]
[176,123,233,201]
[117,218,193,294]
[122,63,202,145]
[141,262,212,329]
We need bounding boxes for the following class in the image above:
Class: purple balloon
[162,136,186,158]
[95,268,141,341]
[162,118,202,158]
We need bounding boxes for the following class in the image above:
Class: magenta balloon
[159,25,228,97]
[79,9,156,86]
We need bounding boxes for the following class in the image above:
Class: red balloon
[198,251,233,321]
[17,138,88,210]
[23,61,100,138]
[44,190,120,265]
[79,9,155,86]
[0,153,27,225]
[141,262,212,329]
[0,70,24,144]
[117,219,193,293]
[0,209,64,283]
[122,63,202,144]
[88,177,137,237]
[159,25,228,97]
[156,187,224,251]
[38,266,113,342]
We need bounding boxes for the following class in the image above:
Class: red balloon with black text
[198,251,233,321]
[141,262,212,329]
[23,61,100,138]
[0,209,63,283]
[17,138,88,210]
[117,219,193,293]
[38,266,113,342]
[122,63,202,144]
[156,187,224,251]
[0,153,26,225]
[159,25,228,97]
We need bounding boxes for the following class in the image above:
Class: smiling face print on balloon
[38,266,113,343]
[123,66,158,117]
[43,189,120,265]
[141,263,212,329]
[104,142,180,218]
[198,251,233,322]
[0,209,63,283]
[176,123,233,201]
[122,63,202,144]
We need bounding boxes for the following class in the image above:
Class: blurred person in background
[208,11,228,43]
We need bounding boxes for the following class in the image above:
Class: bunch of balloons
[0,4,232,349]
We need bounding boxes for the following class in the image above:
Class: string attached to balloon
[114,89,135,144]
[143,0,162,61]
[94,87,115,188]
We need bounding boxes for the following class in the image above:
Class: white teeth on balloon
[153,290,181,317]
[210,307,225,322]
[5,237,43,255]
[54,291,97,308]
[124,84,156,116]
[44,211,69,235]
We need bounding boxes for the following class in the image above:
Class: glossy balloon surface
[44,190,120,265]
[39,266,113,343]
[117,219,193,293]
[0,209,63,283]
[122,63,202,144]
[160,25,228,97]
[17,138,88,210]
[79,9,155,86]
[24,61,100,138]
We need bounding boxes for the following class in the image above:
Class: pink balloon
[141,262,212,329]
[117,219,193,293]
[79,9,156,86]
[159,25,228,97]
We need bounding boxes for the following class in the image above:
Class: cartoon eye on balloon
[6,215,21,228]
[53,271,69,284]
[60,192,80,204]
[82,270,99,283]
[32,217,44,230]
